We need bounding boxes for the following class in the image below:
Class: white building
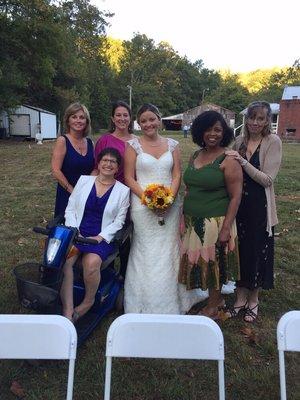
[0,105,57,139]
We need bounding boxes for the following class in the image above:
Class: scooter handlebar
[75,236,99,245]
[33,226,50,235]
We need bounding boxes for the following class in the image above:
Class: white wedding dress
[124,137,206,314]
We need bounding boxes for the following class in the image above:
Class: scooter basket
[13,262,62,313]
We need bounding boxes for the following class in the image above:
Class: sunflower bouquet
[141,183,174,225]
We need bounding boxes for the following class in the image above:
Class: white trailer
[0,105,57,139]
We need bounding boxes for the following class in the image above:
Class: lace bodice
[128,137,178,188]
[124,136,205,314]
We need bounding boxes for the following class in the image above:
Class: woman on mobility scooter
[61,147,130,322]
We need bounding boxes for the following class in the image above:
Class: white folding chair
[277,310,300,400]
[0,314,77,400]
[104,313,225,400]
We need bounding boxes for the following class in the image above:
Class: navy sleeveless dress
[236,144,274,290]
[74,184,116,261]
[54,135,94,218]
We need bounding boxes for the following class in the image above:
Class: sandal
[244,304,259,323]
[225,302,248,319]
[217,299,226,311]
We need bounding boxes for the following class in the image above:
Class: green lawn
[0,136,299,399]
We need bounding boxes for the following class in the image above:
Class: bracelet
[240,158,248,166]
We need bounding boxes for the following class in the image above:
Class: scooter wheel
[115,287,124,312]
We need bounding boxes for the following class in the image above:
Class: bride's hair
[137,104,161,122]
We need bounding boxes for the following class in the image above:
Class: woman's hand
[87,235,103,243]
[218,226,230,247]
[225,150,247,166]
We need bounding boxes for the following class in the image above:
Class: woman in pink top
[93,101,135,183]
[93,101,135,278]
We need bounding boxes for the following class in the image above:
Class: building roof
[240,103,280,115]
[23,104,56,115]
[282,86,300,100]
[162,113,183,120]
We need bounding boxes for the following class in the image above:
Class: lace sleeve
[167,138,179,153]
[128,137,142,155]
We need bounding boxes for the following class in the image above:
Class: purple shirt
[94,133,126,183]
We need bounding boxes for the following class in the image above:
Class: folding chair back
[277,310,300,400]
[104,313,225,399]
[0,314,77,400]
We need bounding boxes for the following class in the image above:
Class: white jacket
[65,176,130,243]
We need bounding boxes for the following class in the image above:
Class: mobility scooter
[13,219,131,346]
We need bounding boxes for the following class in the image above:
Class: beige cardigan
[234,134,282,236]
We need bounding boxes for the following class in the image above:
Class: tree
[0,0,113,129]
[207,72,250,113]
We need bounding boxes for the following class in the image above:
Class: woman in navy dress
[61,148,130,322]
[51,102,94,218]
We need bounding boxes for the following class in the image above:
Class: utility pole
[127,85,132,109]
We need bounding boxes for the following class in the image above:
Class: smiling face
[203,121,224,148]
[246,106,269,136]
[138,110,161,138]
[112,106,131,132]
[98,154,119,178]
[68,109,87,135]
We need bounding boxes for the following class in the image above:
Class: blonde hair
[63,102,91,137]
[243,101,272,141]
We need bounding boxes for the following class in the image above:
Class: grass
[0,135,299,399]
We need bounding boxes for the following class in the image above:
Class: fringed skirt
[179,215,240,291]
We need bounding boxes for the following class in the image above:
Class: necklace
[141,137,162,147]
[70,136,85,155]
[113,132,132,142]
[96,177,115,185]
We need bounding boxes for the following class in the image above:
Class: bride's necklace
[142,136,162,147]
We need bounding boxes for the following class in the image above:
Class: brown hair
[63,102,91,137]
[109,101,133,133]
[243,101,272,140]
[136,103,161,123]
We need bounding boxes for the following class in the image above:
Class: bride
[124,103,203,314]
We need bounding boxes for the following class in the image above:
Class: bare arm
[219,157,243,245]
[170,145,181,197]
[124,145,144,198]
[51,136,73,193]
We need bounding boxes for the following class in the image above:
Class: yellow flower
[141,183,174,210]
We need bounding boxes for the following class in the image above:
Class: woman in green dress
[179,111,243,319]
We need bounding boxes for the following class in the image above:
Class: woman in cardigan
[226,101,282,322]
[61,148,130,322]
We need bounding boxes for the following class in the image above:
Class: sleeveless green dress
[179,151,240,290]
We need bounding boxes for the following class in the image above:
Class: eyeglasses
[100,158,118,165]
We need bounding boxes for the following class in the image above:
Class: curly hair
[191,110,233,148]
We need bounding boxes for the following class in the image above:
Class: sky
[92,0,299,73]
